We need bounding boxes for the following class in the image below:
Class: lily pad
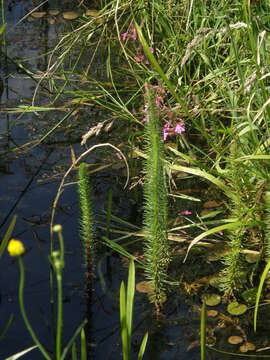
[48,9,60,16]
[202,293,221,306]
[228,336,243,345]
[239,342,256,353]
[31,11,47,19]
[242,288,257,304]
[209,276,223,290]
[227,301,247,316]
[62,11,80,20]
[207,310,218,317]
[85,9,100,17]
[245,252,260,264]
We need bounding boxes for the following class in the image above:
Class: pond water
[1,1,270,360]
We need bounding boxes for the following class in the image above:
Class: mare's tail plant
[143,84,170,312]
[77,162,96,290]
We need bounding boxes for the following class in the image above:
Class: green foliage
[143,85,169,310]
[120,260,148,360]
[200,301,206,360]
[77,163,96,277]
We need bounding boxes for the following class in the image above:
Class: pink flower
[142,102,149,123]
[180,210,192,216]
[134,54,144,63]
[174,122,185,134]
[121,32,128,41]
[163,120,171,141]
[155,95,163,107]
[149,47,154,53]
[130,22,137,40]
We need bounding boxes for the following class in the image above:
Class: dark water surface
[1,2,270,360]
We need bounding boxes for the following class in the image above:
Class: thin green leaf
[61,319,87,360]
[126,260,135,355]
[137,332,148,360]
[201,301,207,360]
[254,261,270,332]
[81,328,87,360]
[0,314,14,341]
[120,281,129,360]
[4,346,38,360]
[0,215,16,258]
[72,343,77,360]
[183,221,242,262]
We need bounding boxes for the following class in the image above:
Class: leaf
[254,261,270,332]
[228,336,243,345]
[80,328,86,360]
[227,301,247,316]
[183,221,242,262]
[0,314,14,341]
[120,281,128,360]
[0,215,16,258]
[137,332,148,360]
[126,260,135,355]
[4,346,38,360]
[202,294,221,307]
[200,300,207,360]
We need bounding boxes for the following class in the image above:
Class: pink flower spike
[155,95,162,107]
[121,32,128,41]
[134,54,144,63]
[163,120,171,141]
[180,210,192,216]
[149,47,154,53]
[174,122,185,135]
[130,22,137,40]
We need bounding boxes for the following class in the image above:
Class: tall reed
[77,162,96,290]
[143,84,169,312]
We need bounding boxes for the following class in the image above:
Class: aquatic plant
[7,225,87,360]
[120,259,148,360]
[77,162,96,290]
[143,84,169,311]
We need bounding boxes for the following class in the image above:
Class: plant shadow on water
[2,1,270,360]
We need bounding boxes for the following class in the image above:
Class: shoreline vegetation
[2,0,270,358]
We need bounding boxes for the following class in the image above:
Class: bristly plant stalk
[77,162,96,291]
[143,83,169,312]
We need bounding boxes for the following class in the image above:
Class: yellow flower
[7,239,25,257]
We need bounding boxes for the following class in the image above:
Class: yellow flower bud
[7,239,25,257]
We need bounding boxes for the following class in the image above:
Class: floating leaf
[227,301,247,316]
[47,17,55,25]
[239,342,256,353]
[242,288,257,304]
[62,11,80,20]
[48,9,60,16]
[202,293,221,306]
[245,253,260,264]
[85,9,99,17]
[31,11,46,18]
[207,310,218,317]
[203,200,222,209]
[209,277,223,290]
[228,336,243,345]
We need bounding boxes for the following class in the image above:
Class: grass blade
[201,300,207,360]
[120,281,128,360]
[254,261,270,332]
[4,346,38,360]
[137,332,148,360]
[80,328,87,360]
[126,260,135,355]
[0,215,16,258]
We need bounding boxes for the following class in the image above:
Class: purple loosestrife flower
[163,120,172,141]
[179,210,192,216]
[174,122,185,134]
[121,32,128,41]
